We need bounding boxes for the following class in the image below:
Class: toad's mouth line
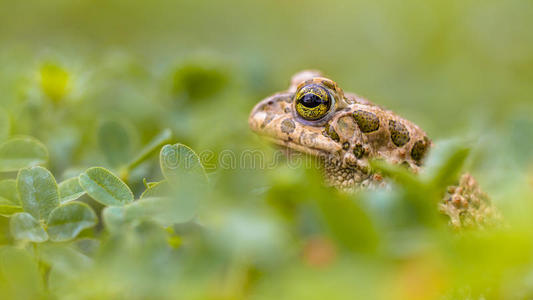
[262,136,331,158]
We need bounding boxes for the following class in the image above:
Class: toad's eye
[295,84,333,121]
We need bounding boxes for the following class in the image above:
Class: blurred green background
[0,0,533,299]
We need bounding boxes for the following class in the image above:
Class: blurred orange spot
[387,254,448,300]
[302,236,336,268]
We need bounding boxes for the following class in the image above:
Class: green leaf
[0,179,20,204]
[0,107,10,142]
[98,120,133,168]
[0,205,23,217]
[126,128,172,171]
[40,244,92,292]
[0,246,44,298]
[423,140,471,188]
[58,177,86,203]
[0,137,48,172]
[9,212,48,242]
[103,196,197,231]
[316,193,378,253]
[370,159,422,188]
[172,62,228,99]
[17,166,60,221]
[40,244,92,273]
[47,202,97,242]
[79,167,134,206]
[140,180,169,199]
[160,143,207,186]
[102,206,127,233]
[129,196,197,226]
[0,197,23,217]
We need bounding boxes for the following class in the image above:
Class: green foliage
[104,143,207,232]
[58,177,86,204]
[10,212,48,242]
[103,196,194,231]
[126,128,172,171]
[0,247,44,299]
[0,107,10,142]
[79,167,134,206]
[423,140,471,189]
[0,179,20,204]
[5,165,98,244]
[0,201,23,217]
[139,180,168,199]
[172,61,229,99]
[316,192,379,253]
[98,120,134,168]
[47,202,97,242]
[0,3,532,296]
[17,166,60,221]
[160,143,208,185]
[0,137,48,172]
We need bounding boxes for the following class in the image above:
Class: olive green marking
[342,142,350,150]
[353,144,364,159]
[388,120,410,147]
[353,110,380,133]
[324,123,340,142]
[411,137,429,165]
[321,79,337,91]
[280,118,296,134]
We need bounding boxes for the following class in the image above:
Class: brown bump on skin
[353,144,364,159]
[374,174,383,181]
[389,119,410,147]
[353,110,380,133]
[324,123,340,142]
[361,165,370,175]
[261,112,275,129]
[336,115,356,139]
[411,137,430,165]
[281,118,296,134]
[344,152,357,166]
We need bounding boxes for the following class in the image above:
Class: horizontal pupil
[300,93,325,108]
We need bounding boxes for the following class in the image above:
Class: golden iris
[295,84,331,121]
